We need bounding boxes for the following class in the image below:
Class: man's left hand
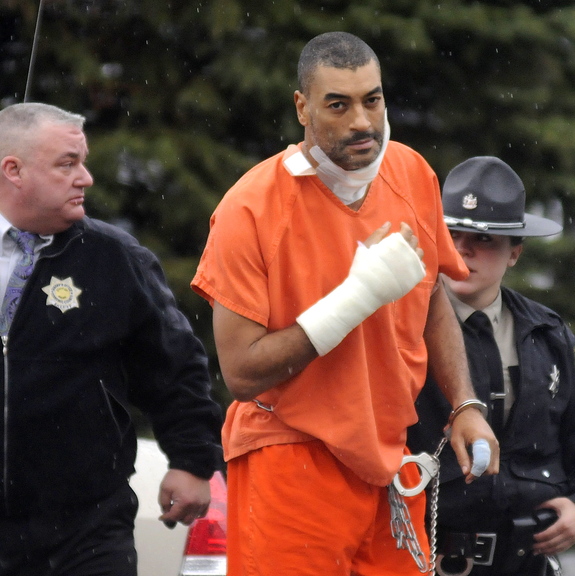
[158,469,211,526]
[448,407,500,484]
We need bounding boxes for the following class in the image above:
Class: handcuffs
[393,399,489,497]
[390,399,489,575]
[393,452,440,497]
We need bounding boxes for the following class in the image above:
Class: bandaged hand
[296,231,425,356]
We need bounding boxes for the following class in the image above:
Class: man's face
[445,230,523,309]
[295,60,385,171]
[17,122,93,234]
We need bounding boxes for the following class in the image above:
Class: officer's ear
[507,242,523,268]
[1,156,24,186]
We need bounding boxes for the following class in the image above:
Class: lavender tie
[0,229,38,334]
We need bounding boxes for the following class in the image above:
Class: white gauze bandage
[296,232,425,356]
[470,439,491,477]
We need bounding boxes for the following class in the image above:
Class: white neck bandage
[309,112,391,205]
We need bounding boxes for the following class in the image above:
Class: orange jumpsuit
[192,141,468,575]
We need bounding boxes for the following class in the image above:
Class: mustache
[343,131,383,146]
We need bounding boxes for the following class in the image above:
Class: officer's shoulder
[503,286,565,326]
[80,216,142,249]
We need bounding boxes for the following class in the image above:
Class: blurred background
[2,0,575,416]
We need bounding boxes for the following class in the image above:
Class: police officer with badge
[0,102,223,576]
[408,156,575,576]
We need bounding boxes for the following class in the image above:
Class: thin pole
[24,0,45,103]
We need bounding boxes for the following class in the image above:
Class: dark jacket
[408,286,575,531]
[0,217,223,517]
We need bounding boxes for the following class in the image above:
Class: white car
[130,438,227,576]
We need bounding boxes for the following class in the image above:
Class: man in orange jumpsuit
[192,31,499,576]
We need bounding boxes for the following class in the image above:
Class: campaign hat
[442,156,562,237]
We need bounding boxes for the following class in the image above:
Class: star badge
[549,365,560,398]
[42,276,82,313]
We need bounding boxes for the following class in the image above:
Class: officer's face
[15,122,93,235]
[444,231,523,309]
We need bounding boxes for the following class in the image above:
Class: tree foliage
[2,0,575,409]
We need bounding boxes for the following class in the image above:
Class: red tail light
[179,470,227,576]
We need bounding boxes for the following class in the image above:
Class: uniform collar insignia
[42,276,82,313]
[549,365,560,398]
[462,194,478,210]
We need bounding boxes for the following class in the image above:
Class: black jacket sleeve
[100,222,223,479]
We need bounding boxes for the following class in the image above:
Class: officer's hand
[158,469,211,527]
[533,497,575,555]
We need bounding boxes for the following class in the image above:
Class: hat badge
[462,194,478,210]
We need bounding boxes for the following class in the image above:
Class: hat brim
[445,213,562,237]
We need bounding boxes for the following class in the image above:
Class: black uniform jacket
[0,217,223,517]
[408,287,575,531]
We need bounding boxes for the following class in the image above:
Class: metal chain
[389,436,448,575]
[388,482,430,573]
[428,436,448,574]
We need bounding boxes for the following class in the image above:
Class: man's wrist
[447,399,488,427]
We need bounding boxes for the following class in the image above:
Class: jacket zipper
[2,334,8,507]
[0,230,82,512]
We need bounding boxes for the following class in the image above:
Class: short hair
[0,102,85,160]
[510,236,524,246]
[297,31,380,95]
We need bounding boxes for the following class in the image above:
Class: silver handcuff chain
[389,435,448,575]
[428,436,448,574]
[389,482,430,573]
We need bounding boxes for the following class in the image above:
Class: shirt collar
[446,285,503,328]
[0,213,13,241]
[0,212,53,251]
